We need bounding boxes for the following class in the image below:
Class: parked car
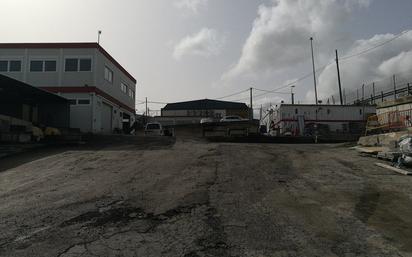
[144,122,163,136]
[200,118,214,124]
[220,115,243,122]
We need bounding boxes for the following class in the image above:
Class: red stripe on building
[40,86,135,114]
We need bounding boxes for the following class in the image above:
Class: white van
[144,122,163,136]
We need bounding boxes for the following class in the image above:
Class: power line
[136,101,167,105]
[136,30,410,107]
[246,30,411,101]
[340,30,410,61]
[214,88,250,100]
[253,87,291,95]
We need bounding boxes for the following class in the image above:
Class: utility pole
[291,85,295,105]
[145,97,148,117]
[310,37,318,105]
[393,74,397,100]
[259,105,263,123]
[362,84,365,103]
[249,87,253,120]
[335,50,343,105]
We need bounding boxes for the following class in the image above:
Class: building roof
[0,74,68,104]
[162,99,249,111]
[0,42,137,84]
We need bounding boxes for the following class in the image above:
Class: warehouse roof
[162,99,248,111]
[0,74,68,104]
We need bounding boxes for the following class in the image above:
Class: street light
[98,30,102,45]
[310,37,318,105]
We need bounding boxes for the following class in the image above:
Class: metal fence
[321,70,412,105]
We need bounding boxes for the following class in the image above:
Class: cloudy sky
[2,0,412,113]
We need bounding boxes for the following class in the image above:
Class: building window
[30,61,43,72]
[79,59,92,71]
[104,66,113,83]
[120,82,128,93]
[77,99,91,105]
[44,61,57,72]
[65,59,78,72]
[68,99,77,105]
[295,109,298,114]
[327,109,331,115]
[9,61,22,72]
[0,61,7,72]
[65,58,92,72]
[31,60,57,72]
[0,60,22,72]
[128,88,135,99]
[360,109,363,115]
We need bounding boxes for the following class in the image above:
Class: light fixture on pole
[310,37,318,105]
[98,30,102,45]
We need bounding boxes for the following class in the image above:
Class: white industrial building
[0,43,136,133]
[271,104,376,136]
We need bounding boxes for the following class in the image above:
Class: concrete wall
[358,131,411,147]
[377,103,412,115]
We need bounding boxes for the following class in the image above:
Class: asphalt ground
[1,136,412,257]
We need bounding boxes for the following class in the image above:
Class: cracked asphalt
[1,136,412,257]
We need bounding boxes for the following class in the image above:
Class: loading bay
[1,137,412,257]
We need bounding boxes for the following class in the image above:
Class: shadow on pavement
[0,135,176,173]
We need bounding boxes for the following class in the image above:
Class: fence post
[381,91,384,102]
[372,82,376,104]
[408,83,411,96]
[361,84,365,105]
[393,74,397,100]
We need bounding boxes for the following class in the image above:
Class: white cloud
[174,0,208,14]
[310,31,412,102]
[222,0,372,81]
[173,28,225,60]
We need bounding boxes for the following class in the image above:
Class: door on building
[101,102,113,134]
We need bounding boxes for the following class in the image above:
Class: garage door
[101,102,112,134]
